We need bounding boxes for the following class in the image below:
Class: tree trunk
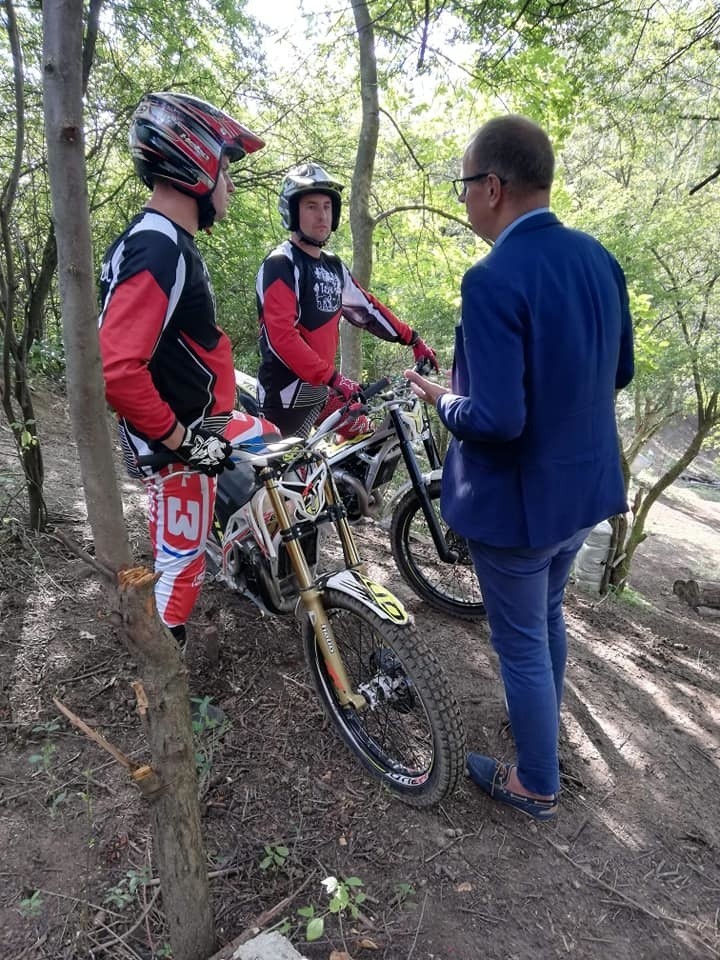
[0,371,46,530]
[342,0,380,380]
[119,570,216,958]
[42,0,130,571]
[42,4,216,957]
[610,419,711,590]
[22,441,46,530]
[0,0,47,531]
[599,512,625,595]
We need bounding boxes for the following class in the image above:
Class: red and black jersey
[98,209,235,476]
[255,240,413,410]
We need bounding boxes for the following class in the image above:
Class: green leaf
[297,905,315,918]
[344,876,363,887]
[306,916,324,941]
[329,884,349,913]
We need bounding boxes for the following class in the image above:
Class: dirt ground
[1,384,719,960]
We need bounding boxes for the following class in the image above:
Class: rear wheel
[303,588,465,807]
[390,480,485,621]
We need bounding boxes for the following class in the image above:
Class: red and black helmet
[129,92,265,197]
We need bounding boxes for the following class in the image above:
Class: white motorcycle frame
[233,368,439,520]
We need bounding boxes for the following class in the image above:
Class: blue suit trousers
[468,527,591,796]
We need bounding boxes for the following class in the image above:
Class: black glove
[175,427,235,477]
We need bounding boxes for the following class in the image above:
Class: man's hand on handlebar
[328,373,391,406]
[404,368,450,406]
[328,370,361,401]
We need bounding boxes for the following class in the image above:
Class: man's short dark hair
[467,115,554,191]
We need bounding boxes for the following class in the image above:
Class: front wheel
[303,588,465,807]
[390,480,486,621]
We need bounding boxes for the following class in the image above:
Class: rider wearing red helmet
[255,162,439,440]
[98,93,277,650]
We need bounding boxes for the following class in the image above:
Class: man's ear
[488,174,504,208]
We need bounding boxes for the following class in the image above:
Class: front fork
[262,472,366,710]
[389,408,459,563]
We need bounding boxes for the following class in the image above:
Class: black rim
[314,606,436,786]
[402,497,484,612]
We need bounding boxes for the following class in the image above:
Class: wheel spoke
[328,608,434,776]
[304,588,465,806]
[398,488,484,613]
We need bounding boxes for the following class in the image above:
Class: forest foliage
[1,0,719,582]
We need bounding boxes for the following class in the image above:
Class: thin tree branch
[373,202,474,232]
[0,0,24,215]
[378,107,424,171]
[689,165,720,196]
[81,0,104,94]
[417,0,430,69]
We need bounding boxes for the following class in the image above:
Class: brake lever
[343,400,370,420]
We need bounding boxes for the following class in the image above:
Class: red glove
[410,334,439,373]
[316,395,370,440]
[336,407,371,441]
[328,370,361,401]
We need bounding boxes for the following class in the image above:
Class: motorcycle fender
[321,569,410,625]
[383,467,443,517]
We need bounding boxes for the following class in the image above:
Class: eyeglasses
[451,171,506,200]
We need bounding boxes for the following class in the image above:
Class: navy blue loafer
[466,753,558,821]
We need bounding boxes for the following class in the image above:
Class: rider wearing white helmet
[255,162,439,439]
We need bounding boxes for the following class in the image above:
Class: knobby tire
[390,480,486,621]
[303,588,465,807]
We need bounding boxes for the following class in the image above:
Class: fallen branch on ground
[53,697,163,799]
[546,837,720,957]
[207,872,316,960]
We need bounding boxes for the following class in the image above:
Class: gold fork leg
[264,477,366,710]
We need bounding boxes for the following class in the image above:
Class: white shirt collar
[492,207,550,250]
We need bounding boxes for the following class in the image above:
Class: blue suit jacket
[437,211,634,549]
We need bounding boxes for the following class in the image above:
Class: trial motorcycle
[141,398,466,807]
[235,367,485,621]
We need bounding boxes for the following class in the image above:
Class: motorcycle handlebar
[413,357,436,377]
[136,448,178,469]
[136,379,392,470]
[360,377,391,401]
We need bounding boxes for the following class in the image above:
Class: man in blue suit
[406,115,634,820]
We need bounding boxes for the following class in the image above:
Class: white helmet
[278,162,344,232]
